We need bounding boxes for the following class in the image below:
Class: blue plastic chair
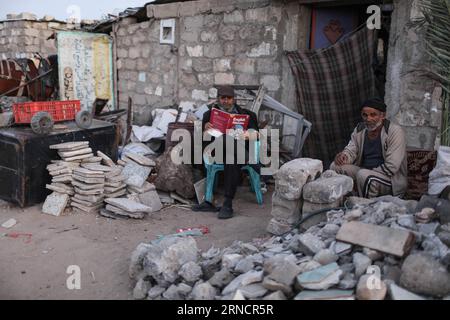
[203,140,263,205]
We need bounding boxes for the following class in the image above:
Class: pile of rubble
[129,158,450,300]
[129,194,450,300]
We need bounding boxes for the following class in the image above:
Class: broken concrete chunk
[296,262,342,290]
[222,270,263,295]
[42,192,70,216]
[353,252,372,278]
[123,152,156,167]
[336,221,415,257]
[400,253,450,298]
[263,290,287,300]
[388,283,425,300]
[266,218,292,236]
[274,158,323,200]
[1,218,17,228]
[302,174,353,204]
[289,233,325,255]
[189,281,217,300]
[239,283,268,299]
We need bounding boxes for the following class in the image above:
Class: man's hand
[205,122,213,130]
[334,152,349,166]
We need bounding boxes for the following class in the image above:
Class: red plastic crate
[12,100,81,124]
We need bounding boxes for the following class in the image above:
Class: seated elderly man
[330,98,408,198]
[192,85,259,219]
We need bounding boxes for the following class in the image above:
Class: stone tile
[74,187,103,195]
[296,262,342,290]
[138,190,163,212]
[72,174,105,184]
[62,153,94,162]
[73,167,104,177]
[123,152,155,167]
[122,161,152,188]
[72,180,104,190]
[50,141,89,150]
[81,163,114,172]
[42,192,70,216]
[58,148,92,158]
[46,184,74,195]
[105,197,153,213]
[105,204,145,219]
[294,290,354,300]
[105,189,128,198]
[97,150,116,167]
[1,218,17,228]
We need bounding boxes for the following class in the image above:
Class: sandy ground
[0,186,273,300]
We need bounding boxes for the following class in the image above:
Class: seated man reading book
[192,85,259,219]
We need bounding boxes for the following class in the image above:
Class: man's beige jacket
[341,119,408,196]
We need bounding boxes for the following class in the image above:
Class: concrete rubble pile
[129,158,450,300]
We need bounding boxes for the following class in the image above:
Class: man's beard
[366,120,383,132]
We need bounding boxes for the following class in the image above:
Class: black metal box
[0,120,118,207]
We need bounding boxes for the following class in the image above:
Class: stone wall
[0,19,73,60]
[385,0,443,150]
[114,0,310,125]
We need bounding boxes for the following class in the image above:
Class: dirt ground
[0,186,273,300]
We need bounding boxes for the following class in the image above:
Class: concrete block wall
[0,20,72,60]
[115,0,310,125]
[385,0,443,150]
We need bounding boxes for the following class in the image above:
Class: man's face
[218,95,235,110]
[361,106,385,131]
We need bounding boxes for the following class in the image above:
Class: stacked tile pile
[42,141,93,216]
[71,165,105,214]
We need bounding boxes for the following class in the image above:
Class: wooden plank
[336,221,415,257]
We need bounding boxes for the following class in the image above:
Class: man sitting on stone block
[192,85,259,219]
[330,98,407,198]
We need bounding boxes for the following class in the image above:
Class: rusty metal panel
[57,31,115,111]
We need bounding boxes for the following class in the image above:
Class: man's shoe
[218,206,233,219]
[192,201,218,212]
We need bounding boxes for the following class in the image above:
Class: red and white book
[207,108,250,137]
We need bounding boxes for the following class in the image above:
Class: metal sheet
[57,31,115,111]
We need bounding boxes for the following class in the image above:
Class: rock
[147,286,165,299]
[336,221,416,257]
[415,207,438,224]
[263,290,287,300]
[346,196,374,207]
[239,283,268,299]
[222,270,263,295]
[416,195,450,224]
[273,158,323,200]
[418,222,440,235]
[271,191,302,224]
[388,283,425,300]
[298,260,322,274]
[363,248,384,261]
[265,256,301,287]
[343,208,364,221]
[320,224,340,238]
[356,274,387,300]
[330,241,353,255]
[301,199,342,219]
[294,289,354,300]
[262,277,293,297]
[353,252,372,278]
[179,261,203,283]
[222,254,243,270]
[437,228,450,247]
[338,273,357,290]
[296,262,342,290]
[383,265,402,284]
[133,278,151,299]
[143,237,199,283]
[397,214,417,230]
[302,174,353,204]
[129,242,152,278]
[234,256,256,274]
[421,234,449,261]
[209,268,235,288]
[163,283,192,300]
[313,249,339,265]
[189,281,217,300]
[400,253,450,297]
[289,233,325,255]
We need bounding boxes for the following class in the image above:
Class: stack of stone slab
[267,158,323,236]
[300,170,354,231]
[121,152,155,189]
[71,165,105,214]
[42,141,91,216]
[127,181,162,213]
[103,166,127,198]
[102,197,154,219]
